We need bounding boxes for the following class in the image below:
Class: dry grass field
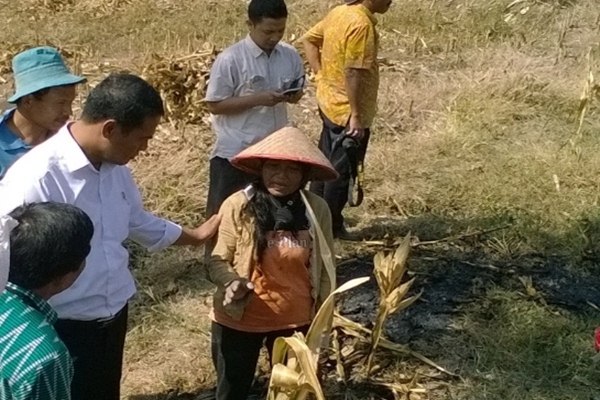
[2,0,600,399]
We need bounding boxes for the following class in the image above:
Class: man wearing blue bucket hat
[0,46,86,178]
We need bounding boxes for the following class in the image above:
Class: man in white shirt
[204,0,305,218]
[0,73,220,400]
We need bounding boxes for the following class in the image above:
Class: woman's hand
[223,278,255,306]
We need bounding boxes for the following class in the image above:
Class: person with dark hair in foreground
[204,0,305,220]
[0,73,221,400]
[208,126,337,400]
[0,202,94,400]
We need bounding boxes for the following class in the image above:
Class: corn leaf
[334,314,460,377]
[269,334,326,400]
[389,234,411,288]
[305,276,370,354]
[332,329,346,382]
[366,308,389,373]
[385,278,415,308]
[388,291,423,314]
[373,251,389,291]
[270,364,301,389]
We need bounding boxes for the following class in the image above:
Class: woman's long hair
[243,178,308,263]
[243,180,275,262]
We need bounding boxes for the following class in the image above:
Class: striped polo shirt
[0,283,73,400]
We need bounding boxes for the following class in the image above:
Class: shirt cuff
[147,221,182,252]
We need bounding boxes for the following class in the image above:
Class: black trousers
[309,111,371,232]
[205,157,255,259]
[206,157,255,217]
[211,322,310,400]
[54,305,128,400]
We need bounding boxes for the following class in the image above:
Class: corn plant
[366,234,422,376]
[334,314,458,378]
[267,277,370,400]
[268,334,325,400]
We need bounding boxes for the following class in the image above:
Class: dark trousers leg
[54,305,128,400]
[264,325,310,364]
[309,112,371,232]
[211,323,312,400]
[308,122,332,200]
[211,322,264,400]
[205,157,255,259]
[206,157,255,217]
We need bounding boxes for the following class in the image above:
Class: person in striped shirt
[0,202,93,400]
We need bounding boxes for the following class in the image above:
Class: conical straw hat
[232,126,339,181]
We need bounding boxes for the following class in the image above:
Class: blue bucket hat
[8,46,86,103]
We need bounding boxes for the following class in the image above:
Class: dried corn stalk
[334,314,459,378]
[35,0,75,13]
[29,0,131,15]
[142,44,219,125]
[503,0,532,23]
[268,277,370,400]
[367,234,422,376]
[269,334,325,400]
[576,49,600,138]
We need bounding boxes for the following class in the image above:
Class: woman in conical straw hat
[207,126,338,400]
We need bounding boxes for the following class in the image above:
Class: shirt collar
[244,35,280,58]
[0,109,31,152]
[354,4,378,25]
[0,108,15,123]
[54,123,94,173]
[5,282,58,325]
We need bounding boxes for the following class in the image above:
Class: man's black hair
[248,0,288,24]
[81,73,164,133]
[8,202,94,290]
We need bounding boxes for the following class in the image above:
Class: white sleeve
[0,175,55,216]
[123,170,182,252]
[205,52,237,102]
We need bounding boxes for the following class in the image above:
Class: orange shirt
[213,230,313,332]
[303,4,380,127]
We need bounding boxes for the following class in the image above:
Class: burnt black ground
[336,243,600,375]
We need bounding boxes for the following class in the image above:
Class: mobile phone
[282,76,305,95]
[282,86,302,95]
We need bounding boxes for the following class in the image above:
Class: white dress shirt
[205,35,305,160]
[0,125,182,320]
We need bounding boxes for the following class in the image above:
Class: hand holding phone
[282,86,302,95]
[282,75,305,96]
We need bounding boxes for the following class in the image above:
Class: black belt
[59,304,128,328]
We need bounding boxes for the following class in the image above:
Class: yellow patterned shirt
[302,4,380,127]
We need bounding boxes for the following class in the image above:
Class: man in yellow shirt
[302,0,391,239]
